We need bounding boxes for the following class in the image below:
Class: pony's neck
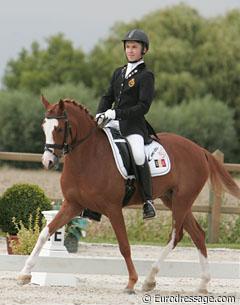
[64,101,96,143]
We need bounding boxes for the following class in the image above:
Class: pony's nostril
[48,160,54,169]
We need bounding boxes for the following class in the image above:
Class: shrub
[147,96,238,161]
[219,214,240,244]
[10,209,45,255]
[85,210,173,244]
[229,215,240,244]
[41,82,98,114]
[0,84,98,167]
[85,210,240,246]
[0,183,51,235]
[0,90,43,154]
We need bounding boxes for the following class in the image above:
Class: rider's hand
[104,109,116,120]
[95,113,105,125]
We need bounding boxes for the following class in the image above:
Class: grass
[0,230,6,237]
[1,209,239,250]
[84,236,240,249]
[83,210,240,249]
[2,226,239,249]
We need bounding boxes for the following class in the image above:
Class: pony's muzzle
[48,160,55,169]
[42,150,58,169]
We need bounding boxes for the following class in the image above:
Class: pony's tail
[204,150,240,199]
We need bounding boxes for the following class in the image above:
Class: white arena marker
[31,210,77,287]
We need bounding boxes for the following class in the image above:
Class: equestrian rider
[97,29,156,220]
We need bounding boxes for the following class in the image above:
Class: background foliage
[1,4,240,162]
[84,210,240,246]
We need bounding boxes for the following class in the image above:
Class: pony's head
[41,96,96,169]
[41,96,74,169]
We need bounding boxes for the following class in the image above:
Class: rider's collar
[125,59,144,79]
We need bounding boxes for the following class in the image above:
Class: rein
[44,111,98,155]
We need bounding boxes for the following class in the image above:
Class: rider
[96,29,156,220]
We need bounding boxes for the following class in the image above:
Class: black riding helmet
[122,29,149,52]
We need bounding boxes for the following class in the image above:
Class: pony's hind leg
[17,200,82,285]
[142,228,177,292]
[142,195,186,292]
[183,212,210,293]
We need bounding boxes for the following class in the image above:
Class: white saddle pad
[103,128,171,180]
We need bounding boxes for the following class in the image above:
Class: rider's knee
[132,149,145,165]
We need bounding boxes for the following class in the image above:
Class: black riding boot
[136,160,156,220]
[81,208,102,222]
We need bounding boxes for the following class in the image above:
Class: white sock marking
[20,226,50,275]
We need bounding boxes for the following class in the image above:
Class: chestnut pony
[18,97,240,293]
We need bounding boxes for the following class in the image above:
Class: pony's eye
[57,128,63,133]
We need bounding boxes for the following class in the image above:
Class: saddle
[103,127,171,205]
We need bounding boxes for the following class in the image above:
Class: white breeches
[105,120,145,166]
[126,134,145,165]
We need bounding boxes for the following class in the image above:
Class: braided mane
[61,98,95,122]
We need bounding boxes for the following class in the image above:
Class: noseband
[44,111,97,155]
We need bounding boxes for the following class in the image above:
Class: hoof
[17,274,32,285]
[197,288,208,294]
[142,280,156,292]
[124,287,136,294]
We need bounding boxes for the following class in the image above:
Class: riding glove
[95,113,105,126]
[104,109,116,120]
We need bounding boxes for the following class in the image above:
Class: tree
[0,90,43,153]
[41,82,98,114]
[88,4,207,100]
[0,83,97,157]
[3,34,88,93]
[87,5,240,108]
[147,96,238,161]
[87,4,240,144]
[2,4,240,161]
[191,10,240,138]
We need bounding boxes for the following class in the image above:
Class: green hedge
[0,90,43,153]
[0,183,52,235]
[0,89,238,163]
[147,96,238,161]
[0,83,98,157]
[41,82,98,114]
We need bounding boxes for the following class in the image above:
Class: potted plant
[0,183,51,254]
[10,209,46,255]
[64,217,88,253]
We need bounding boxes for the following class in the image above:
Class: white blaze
[42,118,58,168]
[42,118,58,145]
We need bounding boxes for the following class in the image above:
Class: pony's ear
[41,95,50,109]
[59,99,65,111]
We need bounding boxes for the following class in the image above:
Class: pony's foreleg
[109,210,138,294]
[18,226,50,284]
[142,229,176,292]
[17,201,82,285]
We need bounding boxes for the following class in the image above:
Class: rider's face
[125,41,145,62]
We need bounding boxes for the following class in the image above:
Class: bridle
[44,111,98,155]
